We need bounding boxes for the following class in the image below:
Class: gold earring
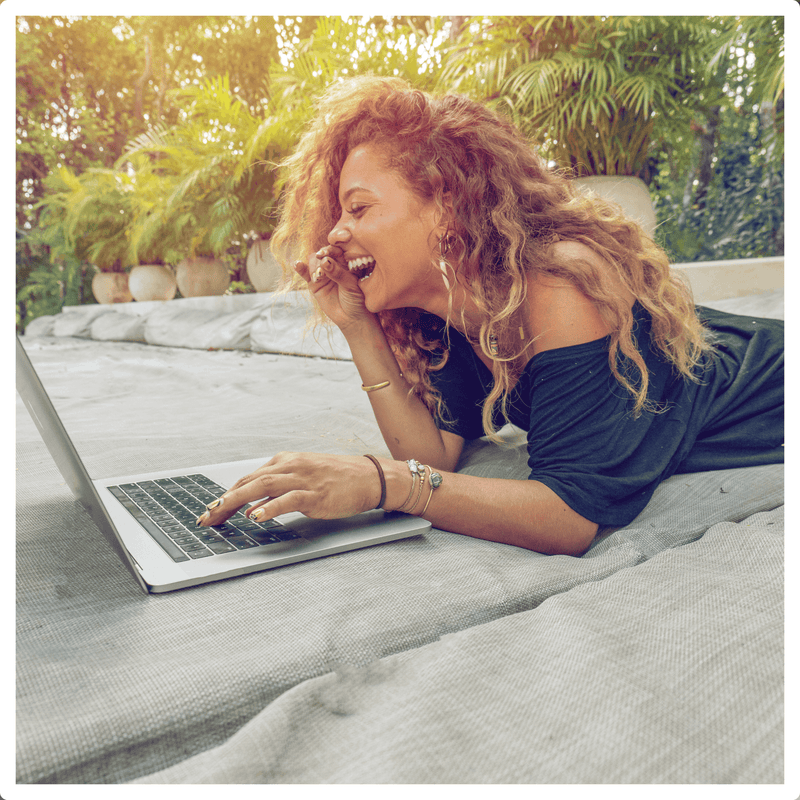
[437,259,452,292]
[489,334,499,357]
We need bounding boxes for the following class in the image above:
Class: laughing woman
[198,76,784,556]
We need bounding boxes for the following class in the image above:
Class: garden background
[15,15,785,331]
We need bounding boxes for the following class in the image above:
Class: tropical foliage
[16,15,313,227]
[121,74,290,264]
[16,15,784,330]
[16,229,93,330]
[650,17,784,263]
[438,16,768,179]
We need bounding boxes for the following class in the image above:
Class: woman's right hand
[295,245,375,333]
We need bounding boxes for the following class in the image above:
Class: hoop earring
[437,259,453,292]
[437,233,457,292]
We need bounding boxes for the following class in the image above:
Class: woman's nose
[327,224,351,246]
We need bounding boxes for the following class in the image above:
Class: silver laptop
[16,337,430,593]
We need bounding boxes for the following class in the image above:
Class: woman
[198,76,783,556]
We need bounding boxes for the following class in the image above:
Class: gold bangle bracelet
[418,467,442,517]
[397,459,423,513]
[406,466,427,515]
[398,474,417,512]
[361,380,391,393]
[418,483,435,517]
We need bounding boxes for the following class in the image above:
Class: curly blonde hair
[271,75,711,438]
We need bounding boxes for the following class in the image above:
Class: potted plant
[439,16,725,235]
[124,76,298,294]
[122,75,293,296]
[116,155,178,302]
[35,166,135,303]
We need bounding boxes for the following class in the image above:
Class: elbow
[522,483,600,556]
[523,517,599,557]
[552,521,599,557]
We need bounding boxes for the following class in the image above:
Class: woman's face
[328,143,447,315]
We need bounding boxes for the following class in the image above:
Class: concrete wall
[672,256,783,303]
[23,257,783,357]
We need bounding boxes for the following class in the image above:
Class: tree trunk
[448,16,466,41]
[154,57,168,122]
[135,36,153,121]
[693,105,721,212]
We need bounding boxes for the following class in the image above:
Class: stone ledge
[27,290,351,359]
[673,256,783,302]
[22,258,783,357]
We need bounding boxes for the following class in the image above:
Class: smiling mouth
[347,256,376,282]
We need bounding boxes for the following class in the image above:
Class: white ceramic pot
[91,271,133,304]
[175,256,230,297]
[574,176,657,238]
[129,264,177,302]
[246,239,283,292]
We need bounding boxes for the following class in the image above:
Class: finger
[294,260,311,281]
[227,453,293,494]
[228,459,278,492]
[244,500,273,523]
[295,260,328,287]
[319,255,360,289]
[197,471,291,527]
[315,245,344,263]
[241,490,310,524]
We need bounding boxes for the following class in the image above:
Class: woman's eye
[348,205,366,217]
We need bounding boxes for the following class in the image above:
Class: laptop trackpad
[277,510,390,543]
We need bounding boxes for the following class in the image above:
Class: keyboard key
[187,549,215,559]
[232,521,264,532]
[274,529,301,541]
[206,541,236,554]
[227,537,260,550]
[180,542,208,552]
[110,472,308,562]
[197,533,224,544]
[247,530,280,544]
[165,529,191,540]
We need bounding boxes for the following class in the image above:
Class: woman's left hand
[195,452,384,528]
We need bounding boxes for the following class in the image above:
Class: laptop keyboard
[107,474,300,563]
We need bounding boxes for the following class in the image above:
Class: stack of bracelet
[396,459,443,516]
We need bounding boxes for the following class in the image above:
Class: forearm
[344,317,461,470]
[380,459,598,556]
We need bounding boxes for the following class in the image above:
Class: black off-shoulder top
[428,304,784,526]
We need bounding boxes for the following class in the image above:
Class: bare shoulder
[526,240,629,355]
[550,239,607,266]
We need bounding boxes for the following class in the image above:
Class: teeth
[347,257,376,271]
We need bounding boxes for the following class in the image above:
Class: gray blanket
[16,291,784,784]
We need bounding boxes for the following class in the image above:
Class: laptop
[16,337,431,593]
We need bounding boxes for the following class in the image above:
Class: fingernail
[312,267,323,282]
[196,512,209,527]
[250,508,264,521]
[316,248,325,257]
[206,497,224,511]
